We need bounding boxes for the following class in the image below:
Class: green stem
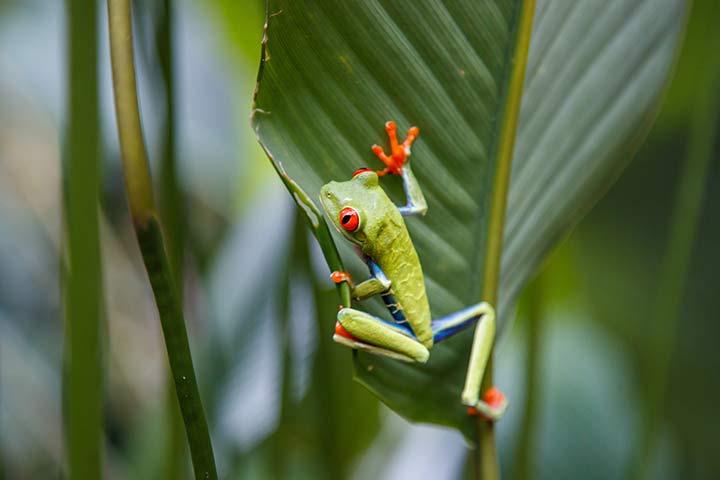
[136,216,217,480]
[631,30,720,480]
[155,2,188,478]
[164,375,185,480]
[107,0,154,226]
[64,1,103,478]
[106,1,217,478]
[513,276,543,480]
[157,0,183,278]
[476,1,536,478]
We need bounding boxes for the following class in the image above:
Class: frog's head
[320,169,394,250]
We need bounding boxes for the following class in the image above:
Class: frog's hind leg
[334,307,429,363]
[432,302,508,421]
[431,303,492,343]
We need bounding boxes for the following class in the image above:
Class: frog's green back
[320,171,432,348]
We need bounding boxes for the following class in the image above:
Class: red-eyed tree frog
[319,121,507,420]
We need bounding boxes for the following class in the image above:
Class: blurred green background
[0,0,718,479]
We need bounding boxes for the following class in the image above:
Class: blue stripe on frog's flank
[379,290,416,337]
[367,258,415,337]
[380,290,406,322]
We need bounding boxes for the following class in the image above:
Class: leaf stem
[65,1,103,478]
[106,1,217,478]
[477,1,536,478]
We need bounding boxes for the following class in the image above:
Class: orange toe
[331,271,353,284]
[483,387,506,410]
[371,121,420,176]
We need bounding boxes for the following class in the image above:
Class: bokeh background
[0,0,718,479]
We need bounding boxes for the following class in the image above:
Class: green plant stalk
[107,0,154,226]
[631,31,720,480]
[513,275,543,480]
[135,217,216,479]
[157,0,183,277]
[476,1,535,479]
[65,1,103,478]
[106,0,217,478]
[155,1,188,478]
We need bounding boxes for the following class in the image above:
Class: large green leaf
[252,0,686,438]
[499,0,686,320]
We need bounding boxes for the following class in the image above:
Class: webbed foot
[465,387,508,422]
[371,120,419,176]
[330,270,354,287]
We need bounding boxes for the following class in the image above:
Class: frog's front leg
[331,264,391,302]
[371,121,427,217]
[333,307,429,363]
[398,164,428,217]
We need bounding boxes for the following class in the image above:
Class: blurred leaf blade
[252,0,686,437]
[633,15,720,475]
[64,0,103,478]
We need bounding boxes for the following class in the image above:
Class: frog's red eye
[339,207,360,232]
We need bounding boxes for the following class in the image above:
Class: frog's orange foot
[331,270,354,286]
[466,387,508,422]
[371,120,420,176]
